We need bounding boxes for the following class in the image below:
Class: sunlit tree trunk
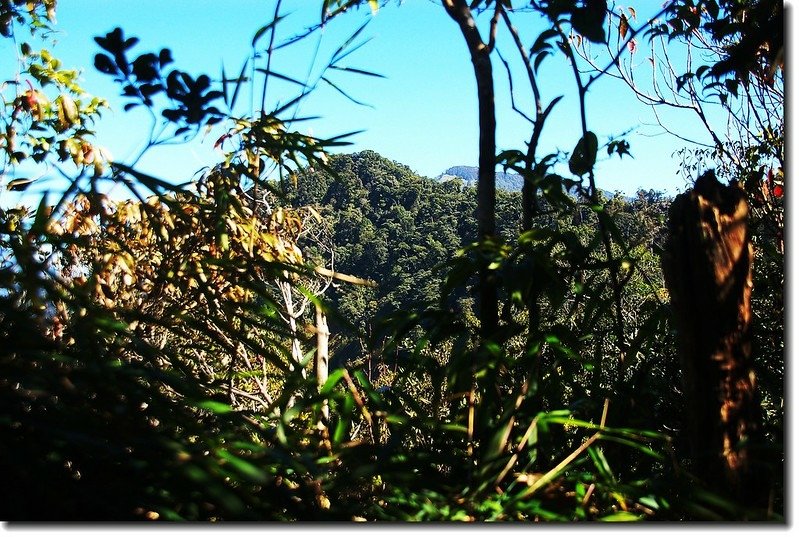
[315,303,330,421]
[662,171,766,506]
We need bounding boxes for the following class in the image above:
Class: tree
[0,0,784,521]
[1,3,373,519]
[441,0,500,341]
[662,171,765,506]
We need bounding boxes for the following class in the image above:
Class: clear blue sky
[4,0,738,197]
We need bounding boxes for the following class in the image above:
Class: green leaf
[94,316,131,332]
[587,445,614,482]
[194,400,233,414]
[519,228,555,244]
[217,449,269,484]
[31,195,51,234]
[331,390,356,445]
[331,19,371,64]
[599,511,642,522]
[321,368,347,394]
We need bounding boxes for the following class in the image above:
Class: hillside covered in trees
[278,151,671,370]
[0,0,784,523]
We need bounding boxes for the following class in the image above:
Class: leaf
[568,132,598,176]
[217,449,268,483]
[531,29,559,54]
[571,1,608,44]
[541,95,563,121]
[94,53,117,75]
[56,94,79,129]
[619,13,629,39]
[229,58,250,112]
[31,195,51,234]
[599,512,642,522]
[724,78,739,97]
[251,15,286,49]
[320,368,347,394]
[607,139,631,158]
[7,177,34,191]
[321,76,371,107]
[533,50,551,73]
[519,228,555,244]
[330,19,371,64]
[112,162,188,195]
[193,400,233,414]
[333,397,355,445]
[329,65,386,78]
[159,48,173,66]
[587,445,614,482]
[255,68,308,87]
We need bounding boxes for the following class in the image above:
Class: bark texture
[662,171,764,504]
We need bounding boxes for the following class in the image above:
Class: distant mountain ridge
[437,165,624,199]
[437,166,524,192]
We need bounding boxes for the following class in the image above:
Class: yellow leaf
[56,94,79,131]
[306,206,324,223]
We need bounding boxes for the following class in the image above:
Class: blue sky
[2,0,752,198]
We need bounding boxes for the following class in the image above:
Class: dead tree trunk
[662,171,764,506]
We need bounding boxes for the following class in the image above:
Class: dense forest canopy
[0,0,784,522]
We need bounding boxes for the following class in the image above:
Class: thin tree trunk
[315,303,330,421]
[442,0,501,481]
[442,0,498,338]
[662,171,766,506]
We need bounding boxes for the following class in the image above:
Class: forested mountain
[279,150,671,370]
[1,0,783,522]
[277,151,782,498]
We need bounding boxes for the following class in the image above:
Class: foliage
[1,1,110,184]
[0,0,784,522]
[595,0,785,494]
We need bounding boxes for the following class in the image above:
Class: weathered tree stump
[662,171,764,505]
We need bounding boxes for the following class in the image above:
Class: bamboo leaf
[255,68,308,88]
[329,65,386,78]
[251,16,286,49]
